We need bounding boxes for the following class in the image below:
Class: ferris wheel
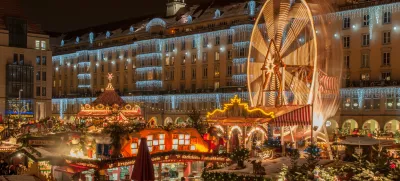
[247,0,318,108]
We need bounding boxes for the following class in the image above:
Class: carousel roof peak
[92,73,126,106]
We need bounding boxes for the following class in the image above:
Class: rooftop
[52,0,256,48]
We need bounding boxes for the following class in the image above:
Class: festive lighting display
[228,126,243,138]
[206,95,275,118]
[246,127,267,139]
[233,74,247,86]
[77,74,91,79]
[146,18,167,32]
[136,80,163,89]
[248,0,256,16]
[135,67,162,74]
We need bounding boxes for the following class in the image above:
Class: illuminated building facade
[51,0,400,135]
[0,0,52,120]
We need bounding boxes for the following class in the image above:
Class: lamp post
[18,89,23,123]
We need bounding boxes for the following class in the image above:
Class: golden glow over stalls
[206,95,275,118]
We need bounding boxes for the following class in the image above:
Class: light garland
[246,127,267,140]
[232,74,247,86]
[135,67,162,74]
[229,126,243,138]
[77,74,91,79]
[146,18,167,32]
[206,95,275,119]
[136,80,163,89]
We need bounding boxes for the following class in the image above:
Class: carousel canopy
[92,73,126,107]
[76,74,142,119]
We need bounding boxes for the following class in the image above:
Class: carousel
[75,73,143,132]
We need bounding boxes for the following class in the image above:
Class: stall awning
[269,105,311,127]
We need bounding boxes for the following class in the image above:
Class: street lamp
[18,89,23,122]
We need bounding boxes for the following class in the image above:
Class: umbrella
[131,137,155,181]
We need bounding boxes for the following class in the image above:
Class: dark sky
[20,0,212,33]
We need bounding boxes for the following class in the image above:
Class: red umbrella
[131,138,155,181]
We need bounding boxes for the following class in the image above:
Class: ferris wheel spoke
[280,5,310,55]
[281,40,315,66]
[251,26,269,57]
[275,1,291,50]
[262,0,275,42]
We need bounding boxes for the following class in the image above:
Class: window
[36,87,40,96]
[42,56,46,65]
[383,31,391,44]
[108,62,112,72]
[344,55,350,69]
[35,40,40,50]
[203,37,208,47]
[182,55,186,64]
[165,57,170,66]
[101,64,104,72]
[215,51,220,61]
[202,52,207,62]
[239,48,246,57]
[170,69,174,80]
[192,38,196,48]
[19,54,24,65]
[363,14,370,26]
[42,87,46,96]
[41,41,46,50]
[382,72,391,81]
[191,54,197,63]
[7,17,27,48]
[383,11,391,24]
[172,134,190,150]
[343,36,350,48]
[215,36,220,45]
[36,56,41,65]
[361,73,370,81]
[383,52,390,66]
[42,72,46,81]
[181,69,185,80]
[36,71,41,81]
[131,143,138,154]
[362,34,370,46]
[214,64,220,78]
[202,67,208,78]
[192,68,196,79]
[228,34,233,44]
[227,65,232,76]
[361,53,369,68]
[13,54,18,64]
[214,82,220,89]
[181,40,186,50]
[228,50,233,60]
[343,17,350,29]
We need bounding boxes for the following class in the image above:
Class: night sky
[20,0,214,33]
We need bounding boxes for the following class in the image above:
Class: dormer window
[214,9,221,18]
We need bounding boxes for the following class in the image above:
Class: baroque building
[51,0,400,135]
